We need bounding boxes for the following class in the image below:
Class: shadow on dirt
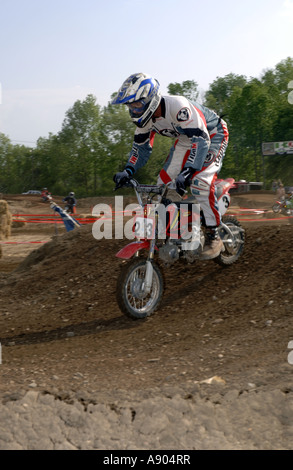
[0,314,140,347]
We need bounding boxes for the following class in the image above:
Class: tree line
[1,57,293,197]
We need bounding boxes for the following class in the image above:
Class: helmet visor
[126,99,148,118]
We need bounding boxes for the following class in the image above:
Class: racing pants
[158,119,229,227]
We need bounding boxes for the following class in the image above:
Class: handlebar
[114,177,178,193]
[115,178,166,194]
[114,180,134,191]
[114,178,187,206]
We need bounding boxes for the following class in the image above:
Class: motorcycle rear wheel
[272,203,281,213]
[214,216,245,266]
[116,259,164,320]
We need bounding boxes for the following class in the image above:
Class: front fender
[116,240,151,259]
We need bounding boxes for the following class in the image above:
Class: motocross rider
[63,192,77,214]
[112,73,229,259]
[41,187,51,202]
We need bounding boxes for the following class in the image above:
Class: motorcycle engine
[159,241,179,265]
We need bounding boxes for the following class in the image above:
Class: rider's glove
[175,167,193,196]
[113,167,133,186]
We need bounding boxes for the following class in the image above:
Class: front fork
[143,238,156,294]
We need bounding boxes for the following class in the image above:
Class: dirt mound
[0,192,293,449]
[231,191,276,209]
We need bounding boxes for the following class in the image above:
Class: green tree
[262,57,293,92]
[259,57,293,185]
[204,73,247,115]
[167,80,199,101]
[31,133,64,194]
[230,79,277,182]
[98,102,135,192]
[58,94,101,196]
[0,133,33,193]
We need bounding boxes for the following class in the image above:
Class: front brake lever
[114,179,133,191]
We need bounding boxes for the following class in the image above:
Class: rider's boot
[200,226,224,260]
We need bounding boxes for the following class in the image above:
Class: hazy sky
[1,0,293,146]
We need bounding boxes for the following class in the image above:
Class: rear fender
[116,240,151,259]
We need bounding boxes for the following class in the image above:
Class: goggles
[126,99,148,117]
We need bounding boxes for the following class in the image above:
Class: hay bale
[0,200,8,214]
[0,200,12,241]
[12,217,27,228]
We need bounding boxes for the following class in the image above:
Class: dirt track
[0,191,293,450]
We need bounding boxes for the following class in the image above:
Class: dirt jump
[0,190,292,450]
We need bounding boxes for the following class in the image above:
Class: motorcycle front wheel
[116,259,164,320]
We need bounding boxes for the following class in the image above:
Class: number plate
[134,216,155,239]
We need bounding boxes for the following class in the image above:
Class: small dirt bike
[272,198,293,216]
[41,193,52,203]
[115,177,245,320]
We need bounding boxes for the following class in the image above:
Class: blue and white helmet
[111,73,161,127]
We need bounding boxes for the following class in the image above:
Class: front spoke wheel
[117,259,164,319]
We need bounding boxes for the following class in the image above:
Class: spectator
[276,183,285,202]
